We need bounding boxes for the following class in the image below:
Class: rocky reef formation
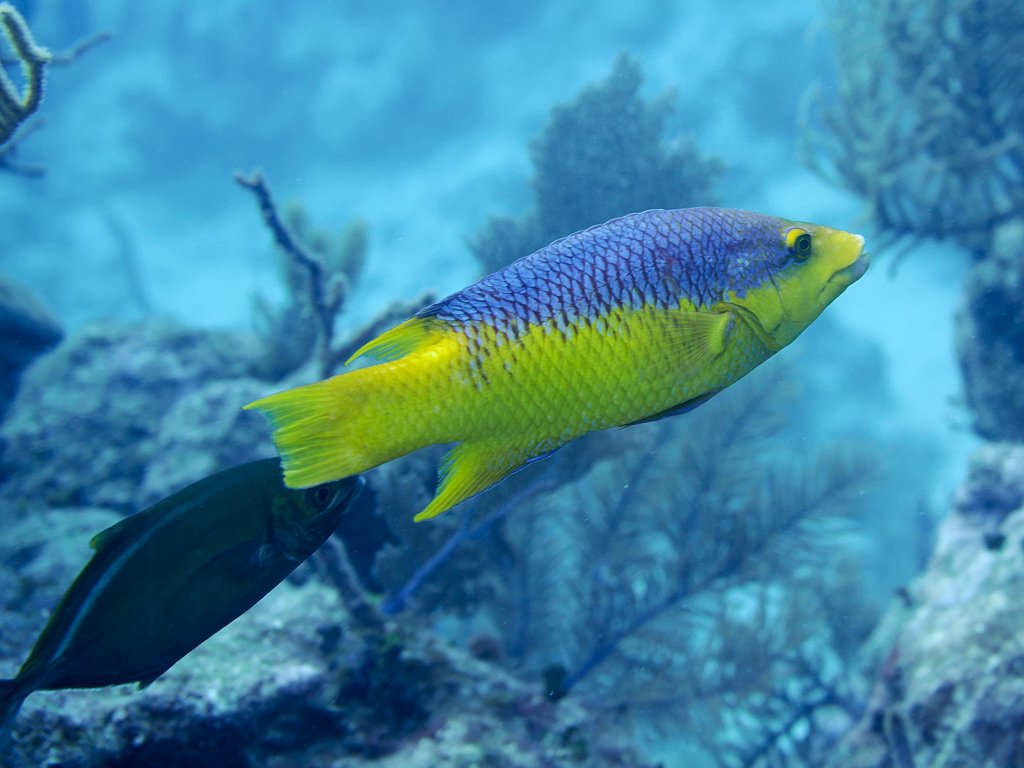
[0,315,650,767]
[0,274,62,418]
[957,222,1024,442]
[805,5,1024,765]
[827,443,1024,767]
[0,320,268,513]
[2,504,645,767]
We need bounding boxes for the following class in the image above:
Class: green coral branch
[0,2,50,146]
[803,0,1024,251]
[470,55,723,273]
[236,169,397,381]
[236,170,348,378]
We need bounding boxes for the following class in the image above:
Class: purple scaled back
[422,207,787,343]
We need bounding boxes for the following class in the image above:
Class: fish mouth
[836,251,870,283]
[324,475,364,515]
[826,236,869,290]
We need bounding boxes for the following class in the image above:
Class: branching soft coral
[0,3,48,147]
[376,365,877,762]
[471,371,878,764]
[803,0,1024,251]
[236,171,361,379]
[0,2,47,175]
[470,55,723,273]
[238,172,436,380]
[523,383,870,695]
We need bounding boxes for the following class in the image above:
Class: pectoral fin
[415,441,520,522]
[180,541,270,591]
[644,307,734,371]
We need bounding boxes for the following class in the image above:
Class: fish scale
[246,206,867,521]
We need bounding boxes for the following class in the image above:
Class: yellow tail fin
[246,315,450,489]
[244,372,386,488]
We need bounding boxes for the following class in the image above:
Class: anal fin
[415,441,520,522]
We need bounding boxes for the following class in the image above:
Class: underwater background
[1,0,1019,765]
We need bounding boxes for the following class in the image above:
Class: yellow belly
[422,301,772,460]
[246,298,773,521]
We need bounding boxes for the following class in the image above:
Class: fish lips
[843,252,870,282]
[334,474,366,509]
[828,243,870,289]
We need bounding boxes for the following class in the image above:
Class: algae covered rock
[0,319,264,513]
[1,474,648,766]
[0,274,62,417]
[827,443,1024,767]
[136,377,276,508]
[957,222,1024,441]
[3,564,357,767]
[2,516,649,767]
[0,506,121,666]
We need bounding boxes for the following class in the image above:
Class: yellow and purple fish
[247,207,867,521]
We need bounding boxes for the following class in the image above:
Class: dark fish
[0,458,360,729]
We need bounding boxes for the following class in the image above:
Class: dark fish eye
[786,228,812,261]
[306,485,333,509]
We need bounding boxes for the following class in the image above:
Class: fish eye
[785,228,812,261]
[305,485,334,510]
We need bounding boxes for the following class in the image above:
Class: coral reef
[0,508,650,767]
[808,10,1024,765]
[804,0,1024,250]
[957,220,1024,442]
[370,363,882,763]
[0,306,661,765]
[826,443,1024,767]
[0,274,62,418]
[497,379,874,756]
[470,55,723,273]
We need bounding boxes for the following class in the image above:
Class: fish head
[272,475,363,561]
[719,217,868,350]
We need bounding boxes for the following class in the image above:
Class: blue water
[5,0,973,470]
[0,1,980,765]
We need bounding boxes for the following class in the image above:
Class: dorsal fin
[89,513,151,552]
[345,316,444,366]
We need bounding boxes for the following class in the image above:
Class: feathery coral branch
[0,2,49,146]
